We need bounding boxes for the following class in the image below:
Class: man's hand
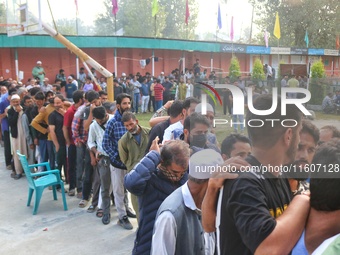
[39,106,46,113]
[29,144,34,150]
[34,138,39,146]
[163,100,174,109]
[149,136,160,154]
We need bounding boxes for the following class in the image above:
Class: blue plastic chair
[17,151,68,215]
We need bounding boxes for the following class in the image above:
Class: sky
[4,0,254,39]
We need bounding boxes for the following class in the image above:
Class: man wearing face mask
[182,112,220,154]
[124,139,189,255]
[119,111,150,221]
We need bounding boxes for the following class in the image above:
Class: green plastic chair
[17,151,68,215]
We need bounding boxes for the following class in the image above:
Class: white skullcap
[37,61,42,64]
[195,103,215,114]
[189,149,224,179]
[122,72,126,76]
[11,94,20,100]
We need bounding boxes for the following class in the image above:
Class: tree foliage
[229,56,241,83]
[309,59,326,104]
[0,3,7,33]
[250,0,340,48]
[252,58,265,84]
[94,0,198,39]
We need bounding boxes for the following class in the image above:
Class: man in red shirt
[153,79,165,111]
[62,90,84,196]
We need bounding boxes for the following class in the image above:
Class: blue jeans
[155,100,163,111]
[134,93,140,113]
[232,114,245,132]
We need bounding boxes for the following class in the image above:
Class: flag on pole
[273,12,281,39]
[74,0,78,13]
[230,16,234,41]
[217,3,222,30]
[264,30,269,48]
[152,0,159,17]
[185,0,190,25]
[112,0,119,16]
[336,35,340,50]
[304,30,309,48]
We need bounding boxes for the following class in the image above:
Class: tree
[229,56,241,83]
[251,58,265,86]
[0,3,7,33]
[309,59,326,104]
[250,0,340,48]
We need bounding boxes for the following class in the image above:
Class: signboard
[324,49,339,56]
[291,48,308,55]
[220,44,247,53]
[271,47,291,55]
[308,48,324,55]
[246,46,271,54]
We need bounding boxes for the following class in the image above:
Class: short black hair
[183,97,200,110]
[246,94,302,149]
[183,112,210,131]
[52,84,61,91]
[221,134,251,158]
[116,93,131,105]
[73,90,84,104]
[310,139,340,211]
[29,87,41,97]
[169,100,184,118]
[8,88,17,95]
[92,106,106,120]
[99,90,108,96]
[34,91,45,101]
[87,90,99,103]
[121,111,136,123]
[23,95,32,102]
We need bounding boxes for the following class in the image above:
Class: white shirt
[312,233,340,255]
[87,114,113,156]
[162,121,183,144]
[151,183,215,255]
[72,79,78,88]
[186,83,193,98]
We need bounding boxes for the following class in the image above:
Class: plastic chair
[17,151,68,215]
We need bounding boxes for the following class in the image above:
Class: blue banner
[246,46,271,54]
[308,48,324,55]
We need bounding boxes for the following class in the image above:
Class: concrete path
[0,118,338,255]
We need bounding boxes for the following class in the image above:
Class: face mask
[190,134,207,148]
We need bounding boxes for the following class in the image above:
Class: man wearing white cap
[7,93,28,179]
[32,61,45,86]
[151,149,238,255]
[158,71,165,84]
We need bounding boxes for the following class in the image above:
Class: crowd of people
[1,59,340,255]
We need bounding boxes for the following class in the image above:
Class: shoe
[6,165,12,170]
[14,174,22,180]
[10,171,16,178]
[78,199,88,208]
[96,209,104,218]
[118,216,133,230]
[102,213,111,225]
[87,205,96,213]
[126,208,136,218]
[57,188,67,193]
[76,192,82,199]
[48,186,53,190]
[68,189,75,196]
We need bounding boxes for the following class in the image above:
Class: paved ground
[1,118,339,255]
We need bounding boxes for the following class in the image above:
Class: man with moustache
[218,94,310,255]
[287,120,319,196]
[102,93,134,230]
[119,112,150,220]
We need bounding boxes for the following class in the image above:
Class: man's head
[116,93,131,114]
[59,69,64,74]
[34,91,45,108]
[10,94,21,107]
[159,140,190,183]
[319,125,340,145]
[183,97,200,119]
[0,86,7,95]
[246,94,303,164]
[168,100,184,121]
[221,134,252,160]
[87,90,100,105]
[79,67,85,73]
[36,61,42,67]
[86,77,92,83]
[45,90,55,103]
[92,106,108,126]
[194,102,214,128]
[102,101,116,114]
[67,76,73,83]
[183,112,210,148]
[73,90,84,105]
[52,84,61,93]
[98,90,108,103]
[54,94,65,110]
[43,78,49,85]
[310,139,340,211]
[121,112,139,134]
[23,95,33,108]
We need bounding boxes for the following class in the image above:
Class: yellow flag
[274,12,281,39]
[152,0,159,17]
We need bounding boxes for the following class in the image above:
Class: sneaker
[68,189,75,196]
[102,213,111,225]
[118,216,133,230]
[126,208,136,218]
[78,199,88,208]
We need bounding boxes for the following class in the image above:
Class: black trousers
[3,130,12,166]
